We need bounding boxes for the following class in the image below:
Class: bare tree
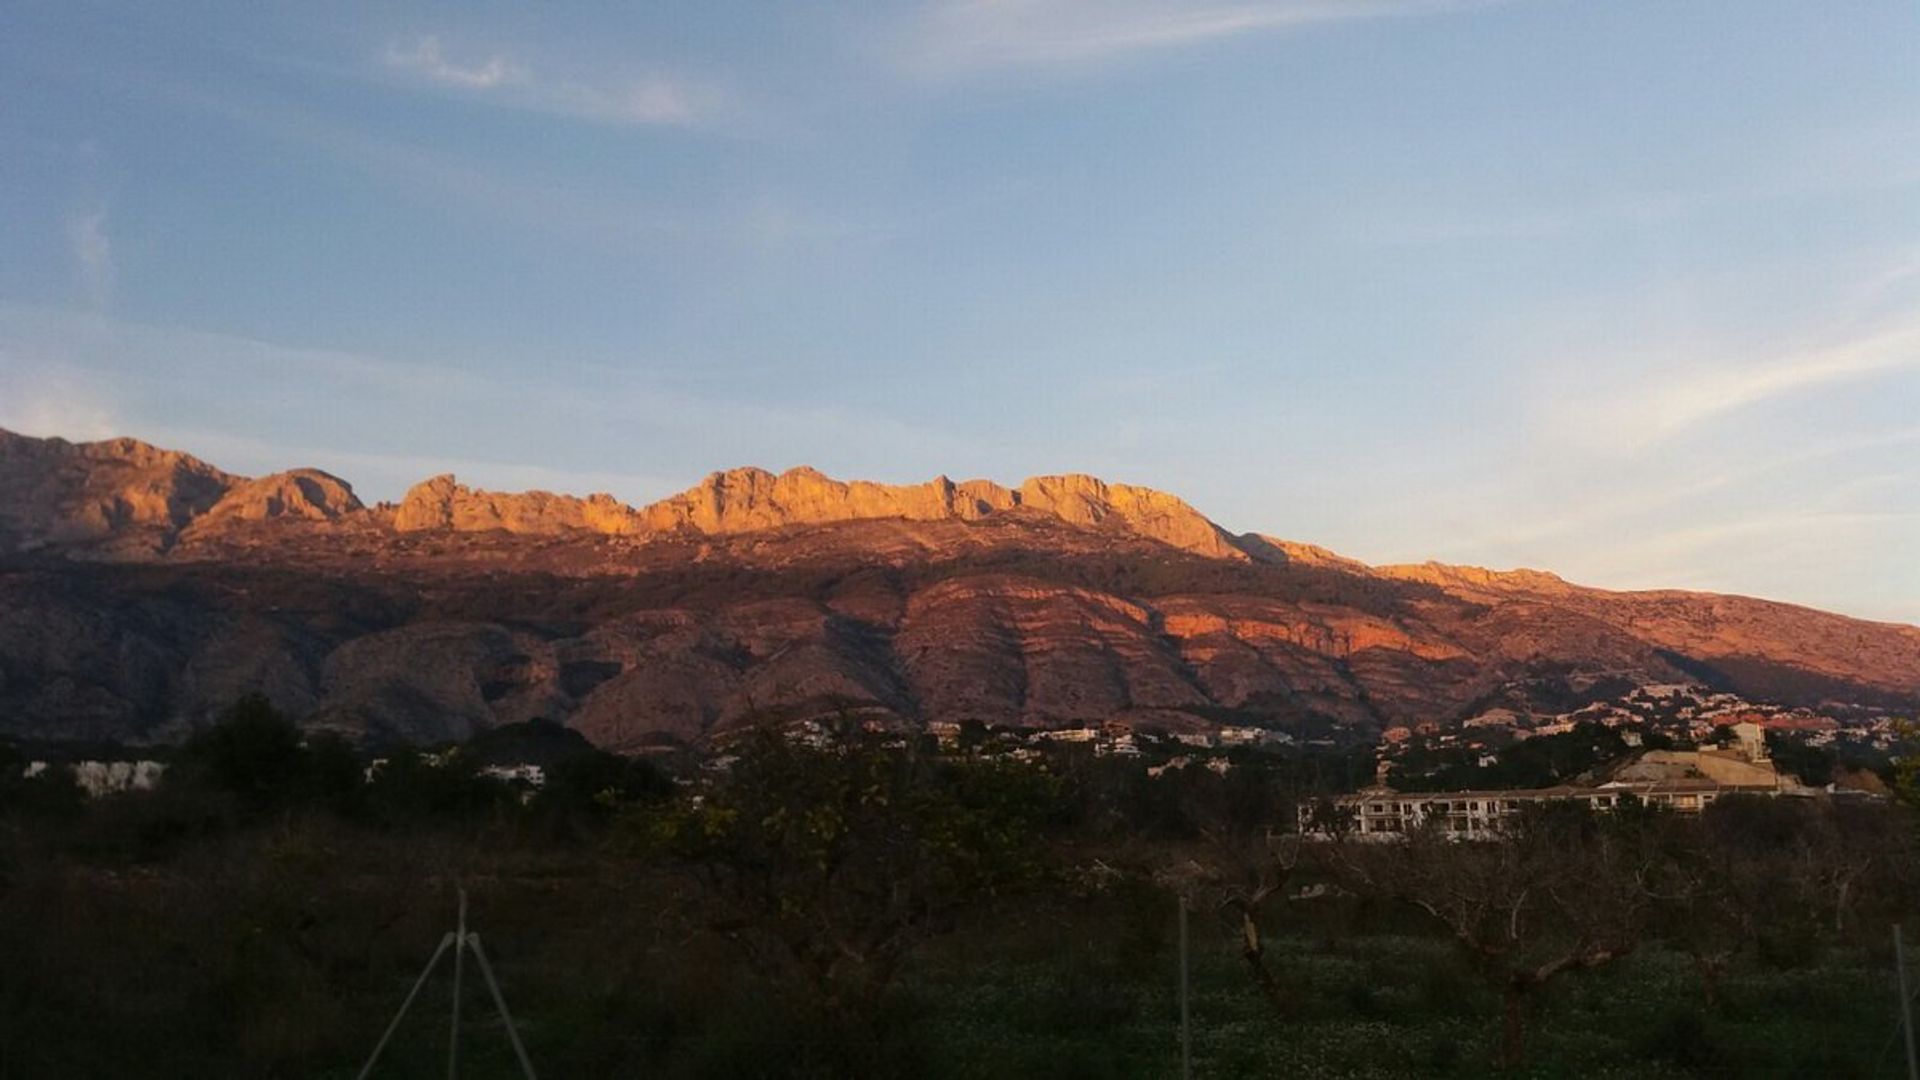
[1150,760,1307,1015]
[636,722,1061,1024]
[1320,802,1658,1069]
[1160,826,1303,1014]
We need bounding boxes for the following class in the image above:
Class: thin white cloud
[0,303,987,504]
[1643,323,1920,436]
[384,36,521,89]
[382,34,704,126]
[67,210,114,309]
[1569,510,1920,595]
[900,0,1507,74]
[1541,316,1920,456]
[1493,426,1920,548]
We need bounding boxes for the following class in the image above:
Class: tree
[302,730,367,816]
[1894,719,1920,808]
[636,722,1062,1025]
[364,745,509,823]
[1163,827,1303,1015]
[1151,760,1305,1014]
[179,694,309,813]
[528,748,672,838]
[1321,801,1660,1068]
[1645,814,1763,1007]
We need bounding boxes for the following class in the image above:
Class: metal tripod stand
[357,887,538,1079]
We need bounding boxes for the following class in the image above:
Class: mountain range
[2,427,1915,749]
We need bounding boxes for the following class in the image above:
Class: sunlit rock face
[192,470,362,529]
[1,426,1916,749]
[385,462,1246,561]
[0,429,234,553]
[393,474,644,536]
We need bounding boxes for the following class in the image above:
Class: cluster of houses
[16,684,1905,821]
[20,758,167,798]
[1406,684,1906,756]
[1303,722,1878,839]
[13,753,550,802]
[923,718,1293,761]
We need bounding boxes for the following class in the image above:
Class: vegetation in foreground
[0,698,1915,1078]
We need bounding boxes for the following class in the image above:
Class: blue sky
[2,1,1917,622]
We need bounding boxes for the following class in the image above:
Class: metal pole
[449,887,467,1080]
[469,934,539,1080]
[1899,924,1918,1080]
[357,933,456,1080]
[1178,893,1192,1080]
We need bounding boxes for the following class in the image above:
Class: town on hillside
[18,683,1903,818]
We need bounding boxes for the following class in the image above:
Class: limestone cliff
[393,474,643,536]
[1015,474,1245,560]
[637,466,1020,533]
[0,429,234,552]
[389,463,1244,559]
[191,469,363,530]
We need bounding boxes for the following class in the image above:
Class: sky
[1,1,1917,623]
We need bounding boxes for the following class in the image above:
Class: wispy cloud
[383,35,521,90]
[151,79,690,242]
[898,0,1507,75]
[1566,509,1920,607]
[1493,425,1920,548]
[382,34,706,126]
[1538,310,1920,457]
[1640,323,1920,438]
[174,81,893,255]
[66,210,114,309]
[0,303,986,503]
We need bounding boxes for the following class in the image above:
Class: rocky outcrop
[1,428,1253,560]
[1376,561,1573,596]
[0,429,235,553]
[1240,534,1373,572]
[389,463,1247,559]
[190,469,363,531]
[1016,474,1246,560]
[393,474,643,536]
[638,466,1021,534]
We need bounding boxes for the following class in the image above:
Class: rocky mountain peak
[1017,474,1247,560]
[393,474,643,536]
[1378,561,1574,595]
[196,469,363,527]
[631,465,1214,549]
[0,427,1264,559]
[0,427,235,552]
